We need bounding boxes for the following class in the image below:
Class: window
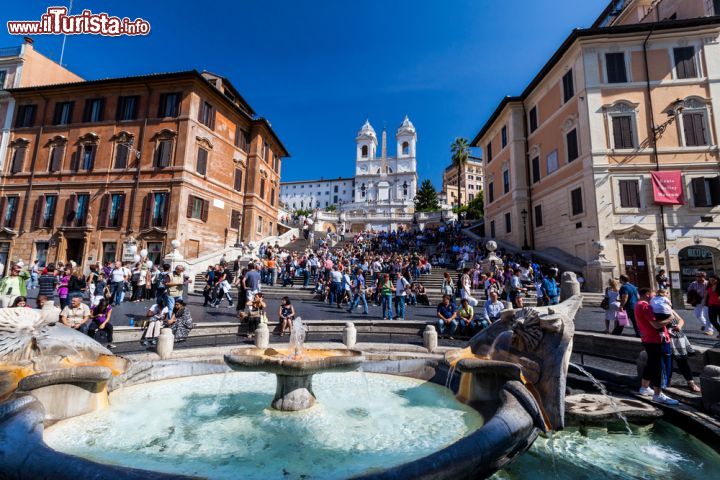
[78,144,96,171]
[35,242,49,267]
[531,156,541,183]
[187,195,209,221]
[503,170,510,194]
[273,155,279,172]
[49,143,65,172]
[155,140,173,168]
[196,148,208,175]
[235,127,249,151]
[198,101,215,129]
[618,179,640,208]
[231,209,242,229]
[260,178,266,199]
[146,192,169,228]
[682,111,709,146]
[257,215,263,234]
[534,204,543,227]
[612,115,635,149]
[402,141,409,155]
[562,70,574,102]
[116,96,139,121]
[488,182,494,202]
[262,140,268,160]
[53,101,74,125]
[715,0,720,15]
[486,141,493,162]
[529,106,538,133]
[691,177,720,207]
[0,70,6,89]
[566,129,579,162]
[234,168,243,192]
[15,104,36,128]
[361,183,366,198]
[605,52,628,83]
[83,98,105,122]
[505,212,511,233]
[64,193,89,227]
[271,188,276,206]
[0,196,19,229]
[9,144,26,174]
[546,149,558,174]
[99,193,126,228]
[490,220,496,238]
[158,92,181,117]
[570,188,584,216]
[33,195,57,229]
[361,145,368,157]
[114,140,131,169]
[673,47,697,79]
[501,126,507,148]
[102,242,117,265]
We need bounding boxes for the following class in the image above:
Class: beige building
[472,0,720,293]
[442,157,484,206]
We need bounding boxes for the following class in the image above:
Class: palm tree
[450,137,470,209]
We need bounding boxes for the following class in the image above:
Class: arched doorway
[679,246,720,289]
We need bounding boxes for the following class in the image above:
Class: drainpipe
[642,26,667,255]
[521,104,535,250]
[19,93,48,236]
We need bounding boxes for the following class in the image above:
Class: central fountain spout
[224,317,364,411]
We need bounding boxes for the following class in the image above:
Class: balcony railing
[0,46,21,58]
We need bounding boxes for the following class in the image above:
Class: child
[92,273,108,308]
[650,288,673,321]
[142,299,168,346]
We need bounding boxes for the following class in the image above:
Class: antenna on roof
[59,0,73,66]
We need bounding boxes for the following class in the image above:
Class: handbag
[600,296,610,310]
[616,310,630,327]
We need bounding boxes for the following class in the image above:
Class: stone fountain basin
[224,348,365,376]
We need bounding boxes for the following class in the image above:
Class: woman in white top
[605,278,621,334]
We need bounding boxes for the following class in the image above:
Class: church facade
[281,116,419,232]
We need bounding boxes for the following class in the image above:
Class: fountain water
[570,362,632,434]
[224,317,365,411]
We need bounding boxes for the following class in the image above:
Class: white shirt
[650,296,673,315]
[396,277,409,297]
[111,268,126,283]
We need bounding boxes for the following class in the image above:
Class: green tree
[453,190,484,220]
[325,205,337,212]
[450,137,470,208]
[414,179,441,212]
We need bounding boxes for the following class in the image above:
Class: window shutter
[31,195,44,229]
[87,145,96,170]
[83,100,92,122]
[201,199,209,222]
[69,149,80,171]
[186,195,195,218]
[619,180,630,207]
[630,180,640,207]
[0,197,6,228]
[141,193,153,229]
[49,145,63,172]
[11,147,26,173]
[157,141,172,167]
[158,94,167,117]
[98,194,109,228]
[612,117,623,148]
[567,129,579,161]
[692,177,708,207]
[531,157,540,183]
[64,194,77,226]
[621,116,633,148]
[234,169,243,191]
[115,143,128,169]
[197,148,208,175]
[692,113,707,146]
[709,177,720,206]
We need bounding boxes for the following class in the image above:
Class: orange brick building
[1,70,288,267]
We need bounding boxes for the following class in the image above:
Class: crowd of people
[0,258,195,349]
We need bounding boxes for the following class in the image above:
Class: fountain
[224,317,365,410]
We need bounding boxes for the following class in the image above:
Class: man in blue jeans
[348,268,368,314]
[615,274,640,337]
[436,295,458,339]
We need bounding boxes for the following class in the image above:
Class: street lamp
[521,208,530,250]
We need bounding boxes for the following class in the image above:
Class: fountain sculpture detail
[224,318,365,411]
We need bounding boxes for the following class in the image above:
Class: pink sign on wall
[651,171,685,205]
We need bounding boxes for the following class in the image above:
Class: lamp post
[521,209,530,250]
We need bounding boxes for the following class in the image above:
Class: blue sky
[2,1,605,187]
